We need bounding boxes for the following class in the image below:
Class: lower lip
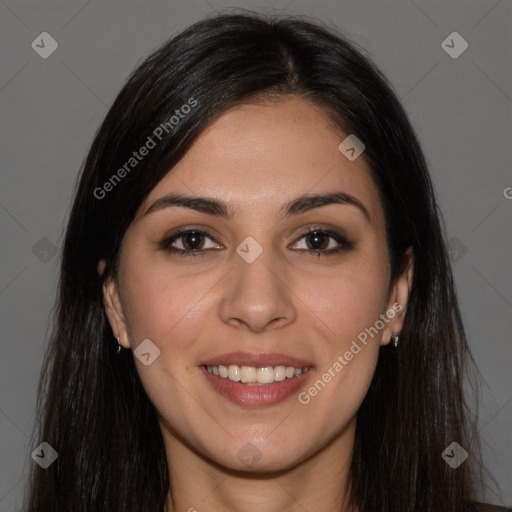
[200,366,314,407]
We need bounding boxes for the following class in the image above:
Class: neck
[161,417,357,512]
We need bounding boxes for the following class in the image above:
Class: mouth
[199,352,314,407]
[204,363,311,384]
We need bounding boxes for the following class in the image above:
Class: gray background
[0,0,511,510]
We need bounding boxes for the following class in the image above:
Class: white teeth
[228,364,241,382]
[257,367,275,384]
[240,366,257,383]
[206,364,309,384]
[274,365,286,381]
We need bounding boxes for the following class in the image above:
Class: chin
[221,450,306,475]
[203,436,312,475]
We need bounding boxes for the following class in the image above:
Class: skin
[101,97,413,512]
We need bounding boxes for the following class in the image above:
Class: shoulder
[468,502,512,512]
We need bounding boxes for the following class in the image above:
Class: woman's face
[103,97,411,473]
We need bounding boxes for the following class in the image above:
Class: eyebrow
[144,191,372,224]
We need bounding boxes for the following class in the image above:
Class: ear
[380,247,414,346]
[98,259,131,349]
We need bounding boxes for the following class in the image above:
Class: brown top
[469,502,512,511]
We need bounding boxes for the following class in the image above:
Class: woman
[26,11,507,512]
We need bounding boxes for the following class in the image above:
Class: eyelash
[160,226,354,259]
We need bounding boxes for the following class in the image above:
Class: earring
[116,336,122,353]
[391,332,400,347]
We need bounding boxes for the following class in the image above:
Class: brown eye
[290,227,354,257]
[180,231,206,250]
[304,230,330,251]
[161,229,222,258]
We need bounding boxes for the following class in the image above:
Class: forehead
[137,97,383,226]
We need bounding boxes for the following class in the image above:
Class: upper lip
[199,351,313,368]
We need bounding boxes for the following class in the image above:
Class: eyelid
[161,223,225,242]
[292,223,349,241]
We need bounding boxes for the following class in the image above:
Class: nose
[218,244,297,333]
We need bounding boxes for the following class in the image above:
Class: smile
[205,364,310,384]
[200,359,314,406]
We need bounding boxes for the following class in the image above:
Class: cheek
[119,254,216,348]
[294,247,388,413]
[118,257,215,433]
[300,254,389,345]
